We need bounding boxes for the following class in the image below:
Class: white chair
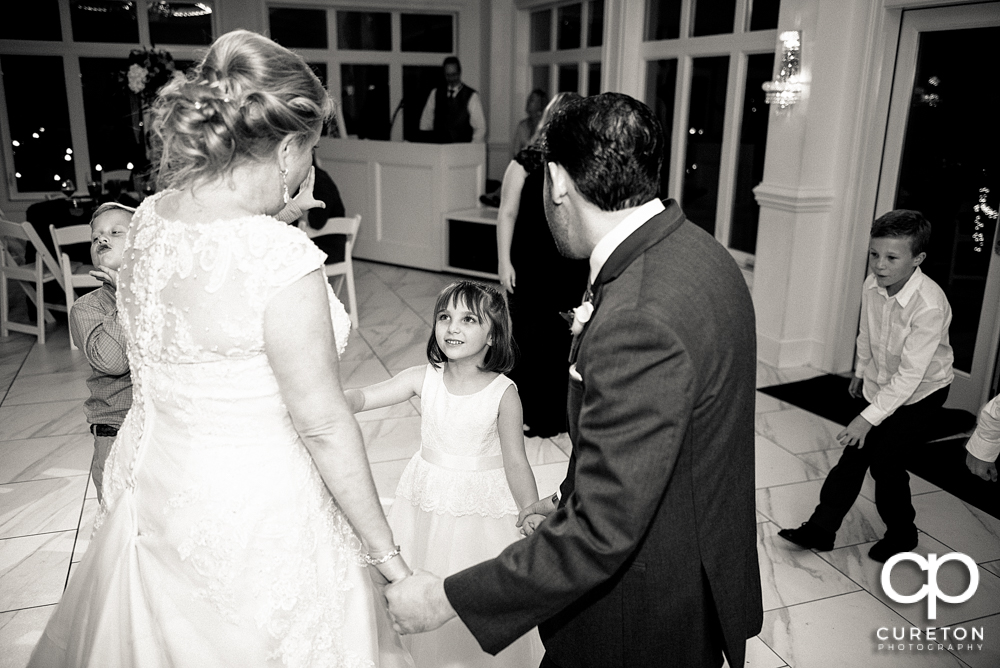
[299,214,362,328]
[101,169,132,189]
[0,219,61,344]
[50,223,102,350]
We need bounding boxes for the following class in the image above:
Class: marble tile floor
[2,259,999,668]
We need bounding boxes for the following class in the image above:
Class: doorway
[876,2,1000,413]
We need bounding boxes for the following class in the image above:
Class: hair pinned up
[150,29,334,191]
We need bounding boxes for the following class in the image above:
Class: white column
[752,0,884,371]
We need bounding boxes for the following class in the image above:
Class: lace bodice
[118,190,350,365]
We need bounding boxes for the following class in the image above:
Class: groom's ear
[546,162,569,204]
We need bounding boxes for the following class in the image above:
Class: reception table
[314,138,485,272]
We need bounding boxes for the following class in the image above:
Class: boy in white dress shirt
[779,209,954,562]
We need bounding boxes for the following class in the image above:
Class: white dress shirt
[855,267,954,426]
[419,84,486,142]
[588,199,665,285]
[966,395,1000,463]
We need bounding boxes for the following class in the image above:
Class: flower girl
[347,281,545,667]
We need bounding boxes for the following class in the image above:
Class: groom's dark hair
[541,92,663,212]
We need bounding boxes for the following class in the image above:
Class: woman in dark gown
[496,93,588,437]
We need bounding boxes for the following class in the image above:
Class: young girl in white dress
[347,281,545,668]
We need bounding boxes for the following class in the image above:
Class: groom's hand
[385,569,456,634]
[516,493,558,527]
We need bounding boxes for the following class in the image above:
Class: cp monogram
[881,552,979,619]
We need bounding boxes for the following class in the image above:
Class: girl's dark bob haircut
[427,280,516,374]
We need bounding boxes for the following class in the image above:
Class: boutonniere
[561,300,594,336]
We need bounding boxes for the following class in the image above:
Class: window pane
[682,56,729,233]
[340,64,389,139]
[2,55,75,193]
[337,11,391,51]
[79,57,140,179]
[148,1,213,45]
[531,10,551,52]
[729,53,774,254]
[557,4,582,50]
[645,59,677,199]
[587,0,604,47]
[893,27,1000,373]
[401,14,453,53]
[403,65,442,142]
[558,64,579,93]
[750,0,781,31]
[269,8,327,49]
[587,62,601,96]
[532,65,550,97]
[71,1,139,43]
[645,0,681,41]
[0,0,60,40]
[691,0,736,37]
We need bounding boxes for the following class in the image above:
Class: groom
[386,93,762,667]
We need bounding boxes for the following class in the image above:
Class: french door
[875,2,1000,413]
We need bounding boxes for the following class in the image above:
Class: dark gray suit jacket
[444,201,762,667]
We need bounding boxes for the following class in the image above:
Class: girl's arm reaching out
[497,385,539,513]
[345,364,425,413]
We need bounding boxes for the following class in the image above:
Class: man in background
[419,56,486,143]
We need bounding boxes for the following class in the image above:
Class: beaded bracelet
[364,545,401,566]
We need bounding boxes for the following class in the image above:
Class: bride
[29,29,412,668]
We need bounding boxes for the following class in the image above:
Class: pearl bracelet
[364,545,401,566]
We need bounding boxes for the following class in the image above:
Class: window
[267,7,456,143]
[528,1,604,98]
[402,14,453,53]
[0,0,215,198]
[337,11,391,51]
[643,0,780,258]
[270,7,327,49]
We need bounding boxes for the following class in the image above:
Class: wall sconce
[762,31,803,108]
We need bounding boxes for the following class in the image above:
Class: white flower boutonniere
[570,301,594,336]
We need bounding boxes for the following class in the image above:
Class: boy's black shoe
[868,533,918,563]
[777,522,835,551]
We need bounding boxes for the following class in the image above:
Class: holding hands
[516,492,559,536]
[385,570,456,635]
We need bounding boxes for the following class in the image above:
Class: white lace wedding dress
[29,192,410,668]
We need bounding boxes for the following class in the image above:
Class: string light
[972,187,997,253]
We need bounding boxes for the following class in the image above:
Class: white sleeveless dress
[29,192,411,668]
[389,364,544,668]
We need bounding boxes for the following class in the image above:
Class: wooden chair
[50,223,101,349]
[299,214,362,328]
[0,219,61,344]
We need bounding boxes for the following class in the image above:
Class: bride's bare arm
[264,269,409,581]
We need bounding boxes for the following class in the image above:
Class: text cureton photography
[876,625,984,653]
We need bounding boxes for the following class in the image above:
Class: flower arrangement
[121,47,175,184]
[123,47,176,108]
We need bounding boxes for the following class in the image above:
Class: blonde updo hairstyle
[150,29,333,191]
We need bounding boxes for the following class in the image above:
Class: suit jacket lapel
[568,200,685,365]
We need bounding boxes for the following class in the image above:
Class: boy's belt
[92,424,119,437]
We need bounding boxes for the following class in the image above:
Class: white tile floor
[2,259,999,668]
